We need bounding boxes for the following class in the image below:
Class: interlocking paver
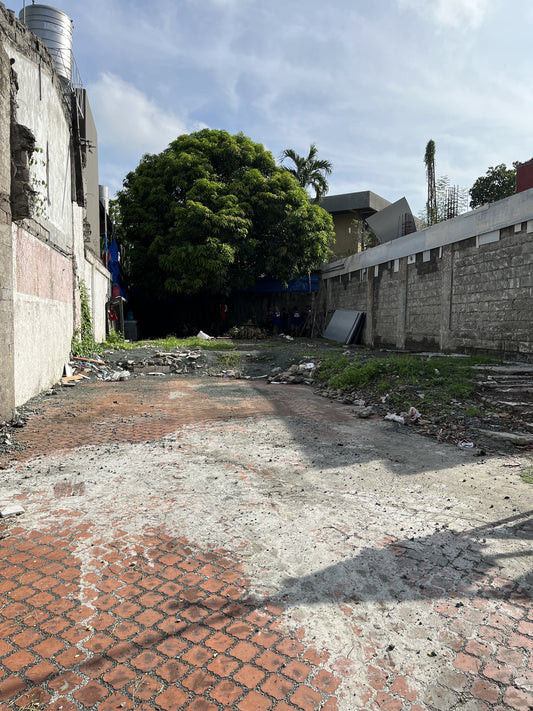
[0,375,530,709]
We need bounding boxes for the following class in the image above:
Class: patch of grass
[316,353,496,415]
[216,351,242,369]
[151,336,235,351]
[464,405,482,416]
[102,336,236,351]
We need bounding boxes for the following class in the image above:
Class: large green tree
[280,143,332,200]
[117,129,334,297]
[469,163,517,208]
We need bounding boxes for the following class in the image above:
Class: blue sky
[22,0,533,215]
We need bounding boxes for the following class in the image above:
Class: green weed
[216,351,242,369]
[71,281,103,358]
[316,353,495,416]
[519,468,533,484]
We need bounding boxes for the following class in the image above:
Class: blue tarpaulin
[245,276,318,293]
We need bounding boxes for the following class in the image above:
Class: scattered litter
[407,406,421,422]
[61,375,84,384]
[458,441,474,449]
[0,503,25,518]
[196,330,214,340]
[63,363,73,377]
[502,461,521,467]
[147,372,166,377]
[385,414,405,424]
[72,356,105,365]
[282,334,294,341]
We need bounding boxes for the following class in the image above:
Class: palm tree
[280,143,332,201]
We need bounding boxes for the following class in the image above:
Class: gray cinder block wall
[319,191,533,359]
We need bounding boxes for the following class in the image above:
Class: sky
[19,0,533,216]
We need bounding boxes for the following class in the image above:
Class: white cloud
[398,0,491,29]
[87,72,188,155]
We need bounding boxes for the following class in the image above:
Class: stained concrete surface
[0,376,531,710]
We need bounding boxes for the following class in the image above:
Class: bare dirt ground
[0,341,531,710]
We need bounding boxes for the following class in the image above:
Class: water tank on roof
[19,4,73,84]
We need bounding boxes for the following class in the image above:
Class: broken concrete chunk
[106,370,130,382]
[0,503,25,518]
[353,406,374,418]
[385,413,405,424]
[475,429,533,446]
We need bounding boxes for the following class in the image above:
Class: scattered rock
[353,406,374,419]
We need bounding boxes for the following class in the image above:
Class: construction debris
[0,503,25,518]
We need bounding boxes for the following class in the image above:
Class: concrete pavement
[0,376,531,710]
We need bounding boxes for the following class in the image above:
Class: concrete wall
[0,42,14,422]
[319,190,533,359]
[11,48,74,250]
[79,91,101,259]
[13,226,74,405]
[0,2,110,418]
[83,251,109,343]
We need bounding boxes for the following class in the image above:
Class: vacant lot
[0,340,531,709]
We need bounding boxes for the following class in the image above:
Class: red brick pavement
[1,378,353,465]
[0,377,532,709]
[0,379,351,709]
[0,518,342,710]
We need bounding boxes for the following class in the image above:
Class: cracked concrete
[0,376,531,710]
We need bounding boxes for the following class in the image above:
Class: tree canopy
[280,143,332,200]
[469,163,517,209]
[117,129,334,297]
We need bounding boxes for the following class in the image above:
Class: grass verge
[101,335,236,351]
[316,353,497,416]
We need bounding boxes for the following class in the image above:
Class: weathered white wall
[13,227,73,406]
[11,48,73,250]
[2,9,111,413]
[83,252,109,343]
[0,41,14,422]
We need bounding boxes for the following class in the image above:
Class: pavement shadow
[270,509,533,606]
[193,380,477,476]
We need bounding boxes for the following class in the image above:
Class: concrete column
[396,258,408,350]
[0,46,15,421]
[365,269,375,347]
[439,245,454,351]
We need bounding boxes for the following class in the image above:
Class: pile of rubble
[0,411,27,454]
[268,361,317,385]
[110,350,207,378]
[61,350,209,384]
